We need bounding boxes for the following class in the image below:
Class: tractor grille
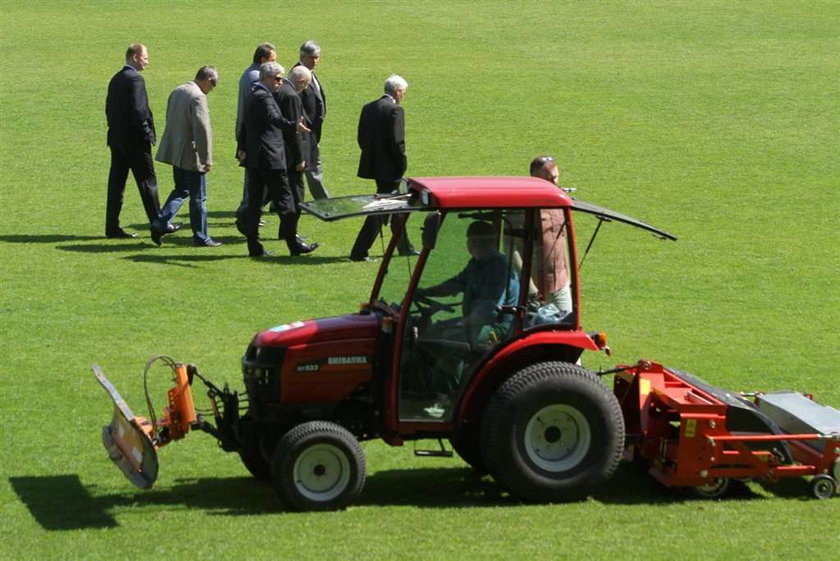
[242,344,285,408]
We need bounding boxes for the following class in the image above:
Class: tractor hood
[253,313,380,348]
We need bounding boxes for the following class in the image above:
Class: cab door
[395,210,527,423]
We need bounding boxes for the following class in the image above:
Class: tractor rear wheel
[480,362,624,502]
[271,421,366,511]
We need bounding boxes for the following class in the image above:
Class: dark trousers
[105,142,160,234]
[244,167,297,256]
[350,179,414,259]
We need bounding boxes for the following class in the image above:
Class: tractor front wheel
[480,362,624,502]
[271,421,366,511]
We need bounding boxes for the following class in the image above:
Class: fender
[457,330,601,425]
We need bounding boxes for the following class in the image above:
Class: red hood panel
[254,313,380,347]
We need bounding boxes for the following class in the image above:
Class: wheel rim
[523,404,591,472]
[812,476,836,500]
[695,478,730,498]
[293,443,351,502]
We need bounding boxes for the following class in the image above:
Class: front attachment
[94,364,159,489]
[93,357,201,490]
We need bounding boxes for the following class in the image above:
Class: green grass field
[1,0,838,558]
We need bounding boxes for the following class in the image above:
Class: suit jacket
[293,62,326,142]
[235,63,260,141]
[155,82,212,172]
[238,82,296,170]
[357,95,406,181]
[274,81,309,168]
[106,65,156,147]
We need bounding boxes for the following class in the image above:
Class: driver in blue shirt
[417,220,519,345]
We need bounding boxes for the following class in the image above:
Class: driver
[416,220,519,345]
[406,220,519,417]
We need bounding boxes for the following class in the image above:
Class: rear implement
[616,360,840,499]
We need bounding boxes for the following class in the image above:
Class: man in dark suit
[105,43,172,239]
[237,62,318,257]
[275,65,319,249]
[293,40,329,200]
[350,75,416,261]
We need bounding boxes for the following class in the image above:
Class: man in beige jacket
[152,66,220,246]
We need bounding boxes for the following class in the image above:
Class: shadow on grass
[0,234,103,244]
[9,474,278,530]
[10,464,776,530]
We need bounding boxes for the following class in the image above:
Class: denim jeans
[155,167,210,243]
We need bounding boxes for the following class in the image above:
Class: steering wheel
[413,293,458,324]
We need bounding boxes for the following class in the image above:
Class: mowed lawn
[1,0,838,559]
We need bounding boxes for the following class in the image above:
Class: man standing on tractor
[528,155,572,315]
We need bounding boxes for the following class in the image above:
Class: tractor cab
[302,177,675,435]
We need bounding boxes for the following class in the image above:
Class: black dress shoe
[194,239,222,247]
[150,228,163,246]
[165,222,183,233]
[349,255,377,262]
[290,241,320,256]
[398,248,421,257]
[106,229,137,239]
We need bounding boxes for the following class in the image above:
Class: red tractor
[94,176,840,509]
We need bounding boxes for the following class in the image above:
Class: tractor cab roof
[409,176,572,209]
[300,175,676,241]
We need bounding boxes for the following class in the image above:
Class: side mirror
[421,212,442,250]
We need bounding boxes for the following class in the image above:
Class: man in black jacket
[293,40,329,200]
[105,43,171,239]
[350,74,416,261]
[276,65,319,249]
[237,62,317,257]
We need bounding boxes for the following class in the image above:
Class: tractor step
[414,449,454,458]
[757,391,840,452]
[414,438,454,457]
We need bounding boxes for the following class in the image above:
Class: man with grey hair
[234,42,277,231]
[276,65,320,249]
[293,40,329,199]
[350,74,416,261]
[237,62,316,257]
[151,66,220,246]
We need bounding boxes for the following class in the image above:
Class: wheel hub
[524,404,591,472]
[293,444,351,501]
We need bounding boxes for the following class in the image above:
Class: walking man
[235,43,277,230]
[151,66,221,247]
[105,43,167,238]
[237,62,317,257]
[350,75,416,261]
[294,40,329,199]
[277,65,319,248]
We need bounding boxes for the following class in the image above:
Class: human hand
[296,117,311,133]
